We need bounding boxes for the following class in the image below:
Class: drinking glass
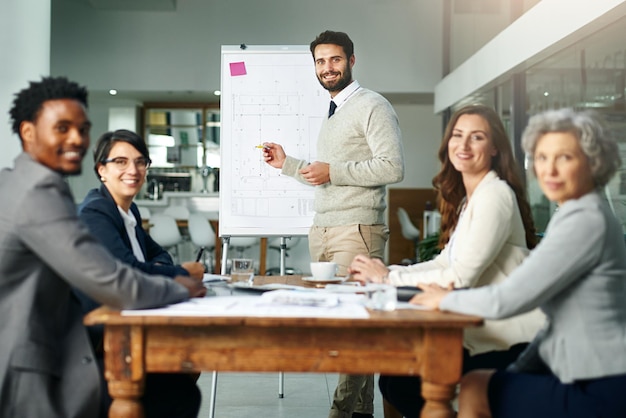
[231,258,254,285]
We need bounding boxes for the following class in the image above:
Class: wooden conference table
[84,276,482,418]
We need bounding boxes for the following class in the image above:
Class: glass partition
[524,16,626,233]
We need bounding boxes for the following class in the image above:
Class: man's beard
[318,66,352,94]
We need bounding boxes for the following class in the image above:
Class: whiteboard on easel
[219,45,328,237]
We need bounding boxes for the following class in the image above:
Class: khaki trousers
[309,224,388,417]
[308,224,388,276]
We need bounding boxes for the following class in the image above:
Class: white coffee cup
[310,262,337,280]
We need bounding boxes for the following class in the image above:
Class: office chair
[187,213,216,273]
[136,206,151,220]
[149,214,183,264]
[163,205,190,220]
[228,236,259,259]
[397,207,421,263]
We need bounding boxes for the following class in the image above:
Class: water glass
[366,284,397,311]
[231,258,254,285]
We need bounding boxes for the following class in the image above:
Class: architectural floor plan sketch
[220,46,329,236]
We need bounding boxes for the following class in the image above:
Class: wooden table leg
[420,382,458,418]
[108,380,145,418]
[104,325,146,418]
[420,329,464,418]
[210,220,221,274]
[259,237,267,275]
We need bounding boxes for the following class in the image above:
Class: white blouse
[117,206,146,262]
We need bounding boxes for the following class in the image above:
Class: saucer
[301,276,347,286]
[230,282,303,292]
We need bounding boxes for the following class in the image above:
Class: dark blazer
[76,186,189,349]
[78,185,188,278]
[0,153,189,418]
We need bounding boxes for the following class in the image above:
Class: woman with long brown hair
[434,104,536,250]
[349,105,545,418]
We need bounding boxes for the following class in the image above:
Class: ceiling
[63,0,436,107]
[72,0,626,110]
[70,0,177,11]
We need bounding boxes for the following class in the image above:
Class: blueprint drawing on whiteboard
[220,45,329,236]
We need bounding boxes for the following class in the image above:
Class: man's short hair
[9,76,88,139]
[310,30,354,59]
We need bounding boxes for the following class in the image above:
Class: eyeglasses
[102,157,151,171]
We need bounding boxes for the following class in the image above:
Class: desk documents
[122,291,369,318]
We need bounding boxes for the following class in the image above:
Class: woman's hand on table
[174,275,207,298]
[348,254,390,284]
[410,283,453,309]
[181,261,205,280]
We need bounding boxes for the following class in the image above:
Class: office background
[2,0,626,261]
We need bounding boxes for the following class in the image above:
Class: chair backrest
[229,236,259,250]
[137,206,151,220]
[164,205,190,220]
[149,214,183,248]
[188,213,216,249]
[397,207,420,241]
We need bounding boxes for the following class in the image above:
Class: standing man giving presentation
[263,30,404,418]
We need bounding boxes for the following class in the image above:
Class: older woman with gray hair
[413,108,626,418]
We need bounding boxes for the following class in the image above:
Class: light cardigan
[389,171,545,355]
[441,192,626,383]
[281,86,404,227]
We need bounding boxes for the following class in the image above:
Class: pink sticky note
[230,61,247,76]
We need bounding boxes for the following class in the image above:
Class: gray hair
[521,108,622,188]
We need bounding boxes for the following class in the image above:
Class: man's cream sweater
[282,87,404,227]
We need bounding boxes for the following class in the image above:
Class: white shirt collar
[331,80,360,109]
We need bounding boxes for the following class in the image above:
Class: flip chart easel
[212,45,328,414]
[219,44,327,238]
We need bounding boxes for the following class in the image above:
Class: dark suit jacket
[76,185,189,350]
[78,185,188,278]
[0,153,189,418]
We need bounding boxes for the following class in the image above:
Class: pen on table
[195,247,205,262]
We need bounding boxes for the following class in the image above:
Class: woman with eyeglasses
[77,129,205,280]
[74,129,204,417]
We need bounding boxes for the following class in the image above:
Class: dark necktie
[328,101,337,118]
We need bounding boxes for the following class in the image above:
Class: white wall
[50,0,448,201]
[108,107,140,131]
[393,103,442,188]
[0,0,51,169]
[50,0,447,272]
[51,0,443,96]
[448,0,542,72]
[66,96,111,201]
